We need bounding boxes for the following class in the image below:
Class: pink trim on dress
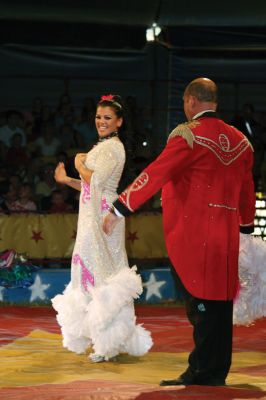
[81,181,91,204]
[73,254,94,290]
[101,198,111,212]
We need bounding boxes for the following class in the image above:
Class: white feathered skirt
[52,266,153,360]
[233,234,266,325]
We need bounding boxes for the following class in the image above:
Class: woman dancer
[52,94,152,362]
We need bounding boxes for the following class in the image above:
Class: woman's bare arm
[54,162,81,191]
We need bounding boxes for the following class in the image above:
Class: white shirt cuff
[114,207,123,217]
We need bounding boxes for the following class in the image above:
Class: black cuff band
[113,199,132,217]
[240,225,254,234]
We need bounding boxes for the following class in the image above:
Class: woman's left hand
[103,212,119,235]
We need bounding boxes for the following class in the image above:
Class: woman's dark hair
[97,95,123,118]
[97,94,137,192]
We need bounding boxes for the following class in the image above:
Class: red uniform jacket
[114,113,256,300]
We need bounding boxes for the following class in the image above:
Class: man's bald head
[184,78,218,103]
[183,78,218,120]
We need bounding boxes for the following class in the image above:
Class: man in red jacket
[103,78,256,386]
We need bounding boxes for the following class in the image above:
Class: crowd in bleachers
[0,94,158,214]
[1,95,266,215]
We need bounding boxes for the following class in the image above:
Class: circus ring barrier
[0,212,167,259]
[0,212,182,305]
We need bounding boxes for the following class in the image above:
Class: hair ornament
[100,94,114,101]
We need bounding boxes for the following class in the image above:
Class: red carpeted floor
[0,305,265,399]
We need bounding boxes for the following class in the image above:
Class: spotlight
[146,23,162,42]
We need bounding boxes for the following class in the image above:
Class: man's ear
[189,95,197,108]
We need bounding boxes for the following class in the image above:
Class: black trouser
[174,273,233,382]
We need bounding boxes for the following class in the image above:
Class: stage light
[146,23,162,42]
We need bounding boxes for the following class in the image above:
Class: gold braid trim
[167,120,200,148]
[230,124,254,152]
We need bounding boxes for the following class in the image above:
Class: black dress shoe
[160,377,225,387]
[160,377,192,386]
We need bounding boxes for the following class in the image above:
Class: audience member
[49,189,73,213]
[35,163,58,210]
[3,183,19,210]
[9,183,37,212]
[8,174,22,194]
[21,157,42,187]
[0,110,26,147]
[6,133,29,169]
[33,122,61,158]
[74,108,97,148]
[58,123,81,150]
[54,94,75,128]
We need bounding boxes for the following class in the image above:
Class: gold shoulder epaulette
[167,120,200,148]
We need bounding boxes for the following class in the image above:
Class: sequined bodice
[84,138,125,198]
[71,137,128,290]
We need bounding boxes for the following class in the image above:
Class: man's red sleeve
[113,137,192,215]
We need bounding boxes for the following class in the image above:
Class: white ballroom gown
[52,137,153,359]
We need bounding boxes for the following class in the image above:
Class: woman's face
[95,106,122,138]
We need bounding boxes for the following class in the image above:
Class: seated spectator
[9,183,37,212]
[4,183,20,210]
[6,133,29,170]
[74,108,97,149]
[35,163,58,210]
[58,123,81,151]
[60,184,78,210]
[8,173,22,195]
[49,189,73,213]
[33,122,61,158]
[54,94,75,129]
[0,110,26,147]
[21,157,42,187]
[26,105,55,151]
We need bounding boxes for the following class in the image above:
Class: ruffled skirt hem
[233,234,266,325]
[51,266,153,359]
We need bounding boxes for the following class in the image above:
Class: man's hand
[103,212,119,235]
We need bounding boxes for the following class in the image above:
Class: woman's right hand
[54,162,68,184]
